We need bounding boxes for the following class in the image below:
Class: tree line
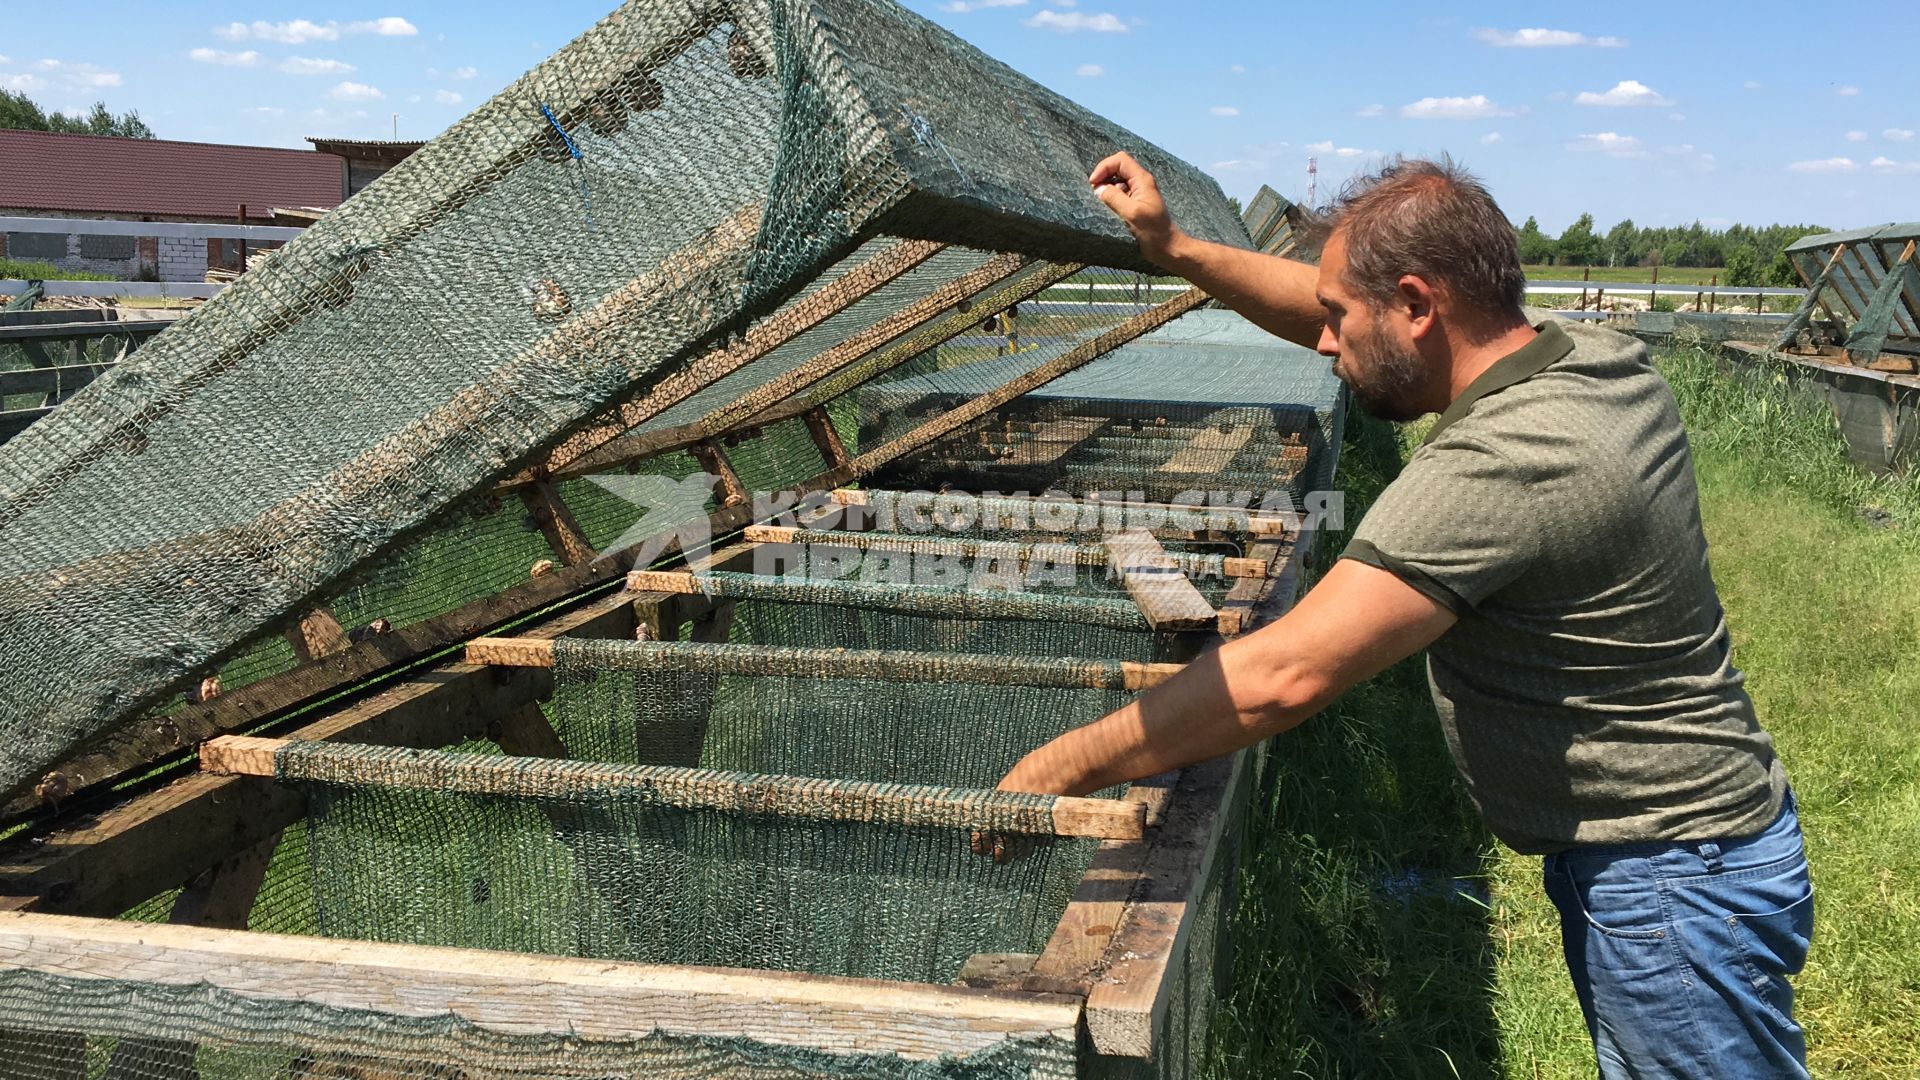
[0,90,154,140]
[1516,214,1826,287]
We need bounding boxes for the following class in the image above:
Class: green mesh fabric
[0,0,1249,804]
[0,969,1078,1079]
[548,638,1133,785]
[1781,223,1920,356]
[671,569,1149,627]
[288,750,1099,984]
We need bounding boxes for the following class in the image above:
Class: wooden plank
[0,408,52,443]
[0,591,641,917]
[168,832,277,930]
[467,636,1186,690]
[202,737,1148,841]
[0,322,162,343]
[690,440,748,506]
[802,406,852,469]
[1217,540,1289,638]
[0,280,223,300]
[0,216,306,242]
[516,238,946,483]
[490,701,570,759]
[282,607,350,663]
[1157,423,1254,473]
[828,488,1291,538]
[741,525,1269,580]
[0,912,1082,1062]
[1084,750,1248,1057]
[530,253,1041,486]
[1104,530,1218,632]
[0,362,114,400]
[849,288,1213,476]
[517,481,597,566]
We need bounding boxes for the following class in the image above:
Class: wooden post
[1709,274,1717,313]
[1580,265,1590,310]
[1650,262,1658,309]
[517,481,597,567]
[690,441,747,507]
[801,406,851,471]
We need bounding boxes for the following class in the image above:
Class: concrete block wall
[157,237,207,282]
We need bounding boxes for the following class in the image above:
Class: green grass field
[0,259,116,282]
[1207,342,1920,1077]
[1523,264,1730,286]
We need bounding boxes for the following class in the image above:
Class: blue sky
[4,1,1915,232]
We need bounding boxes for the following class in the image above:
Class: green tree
[1556,213,1601,267]
[1723,245,1762,288]
[0,89,153,139]
[1516,216,1555,265]
[1604,218,1637,267]
[1766,251,1801,289]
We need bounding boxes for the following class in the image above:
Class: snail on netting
[526,277,573,321]
[586,72,667,138]
[727,26,772,80]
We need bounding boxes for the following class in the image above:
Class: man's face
[1314,231,1429,422]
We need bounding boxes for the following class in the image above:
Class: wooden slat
[0,912,1082,1062]
[517,238,947,483]
[828,488,1291,538]
[465,636,1185,691]
[202,736,1148,841]
[1083,750,1249,1057]
[517,481,597,566]
[742,525,1269,579]
[0,591,641,917]
[167,833,277,930]
[690,440,748,506]
[1157,422,1254,473]
[1104,530,1218,632]
[849,288,1213,475]
[802,405,852,469]
[282,607,350,663]
[0,321,162,343]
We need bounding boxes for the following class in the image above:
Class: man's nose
[1316,325,1339,358]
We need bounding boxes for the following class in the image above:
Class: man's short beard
[1337,323,1427,422]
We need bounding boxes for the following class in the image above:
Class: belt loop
[1697,840,1724,874]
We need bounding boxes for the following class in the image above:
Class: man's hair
[1309,156,1527,330]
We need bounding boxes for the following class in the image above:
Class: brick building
[0,130,345,282]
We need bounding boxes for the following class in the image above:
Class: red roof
[0,129,343,220]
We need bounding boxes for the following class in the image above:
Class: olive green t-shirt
[1341,318,1788,854]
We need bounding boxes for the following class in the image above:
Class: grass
[1524,264,1728,286]
[1208,340,1920,1076]
[0,259,117,282]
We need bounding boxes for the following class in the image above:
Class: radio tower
[1306,156,1318,210]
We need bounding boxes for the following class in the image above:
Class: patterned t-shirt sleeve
[1338,435,1541,615]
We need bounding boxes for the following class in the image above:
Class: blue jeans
[1543,791,1813,1079]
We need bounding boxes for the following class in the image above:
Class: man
[997,152,1813,1078]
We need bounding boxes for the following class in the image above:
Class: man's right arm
[1090,151,1325,349]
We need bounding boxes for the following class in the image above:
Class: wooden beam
[168,832,277,930]
[1082,750,1249,1057]
[1157,423,1254,474]
[741,525,1269,580]
[202,737,1148,841]
[849,288,1213,476]
[517,238,946,483]
[517,481,597,566]
[1103,531,1220,632]
[689,440,748,507]
[828,488,1291,538]
[282,607,350,663]
[0,912,1082,1062]
[0,591,641,918]
[466,637,1186,691]
[802,406,852,470]
[1217,539,1289,638]
[489,701,570,759]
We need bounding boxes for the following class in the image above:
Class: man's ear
[1398,274,1439,340]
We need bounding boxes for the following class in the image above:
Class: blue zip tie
[540,103,595,229]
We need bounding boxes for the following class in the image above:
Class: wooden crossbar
[1104,530,1219,632]
[830,488,1292,537]
[465,637,1184,691]
[743,525,1268,579]
[201,737,1147,841]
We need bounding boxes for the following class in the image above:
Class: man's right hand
[1090,152,1184,266]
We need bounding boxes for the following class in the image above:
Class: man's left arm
[997,559,1457,797]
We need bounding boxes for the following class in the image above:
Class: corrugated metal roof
[0,129,343,219]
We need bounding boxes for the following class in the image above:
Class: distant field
[0,259,117,282]
[1524,264,1729,286]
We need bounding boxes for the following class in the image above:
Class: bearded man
[996,152,1812,1079]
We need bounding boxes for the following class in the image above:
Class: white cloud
[191,48,261,67]
[943,0,1026,9]
[1334,147,1367,158]
[1025,10,1128,31]
[347,17,418,36]
[32,59,123,89]
[1210,105,1239,117]
[280,56,354,76]
[1870,157,1920,175]
[1788,157,1855,174]
[1304,139,1367,157]
[1575,80,1671,107]
[216,17,417,43]
[1835,84,1860,96]
[454,66,479,80]
[1885,128,1915,142]
[1356,103,1384,117]
[0,73,41,92]
[245,105,287,116]
[1229,64,1246,74]
[1075,63,1104,77]
[1845,130,1867,142]
[1305,140,1332,152]
[1660,144,1717,172]
[1567,132,1648,159]
[434,89,463,105]
[1480,131,1503,144]
[329,80,384,101]
[1211,159,1253,171]
[1400,94,1518,120]
[1473,27,1626,48]
[1669,112,1685,122]
[1742,80,1761,90]
[0,55,9,65]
